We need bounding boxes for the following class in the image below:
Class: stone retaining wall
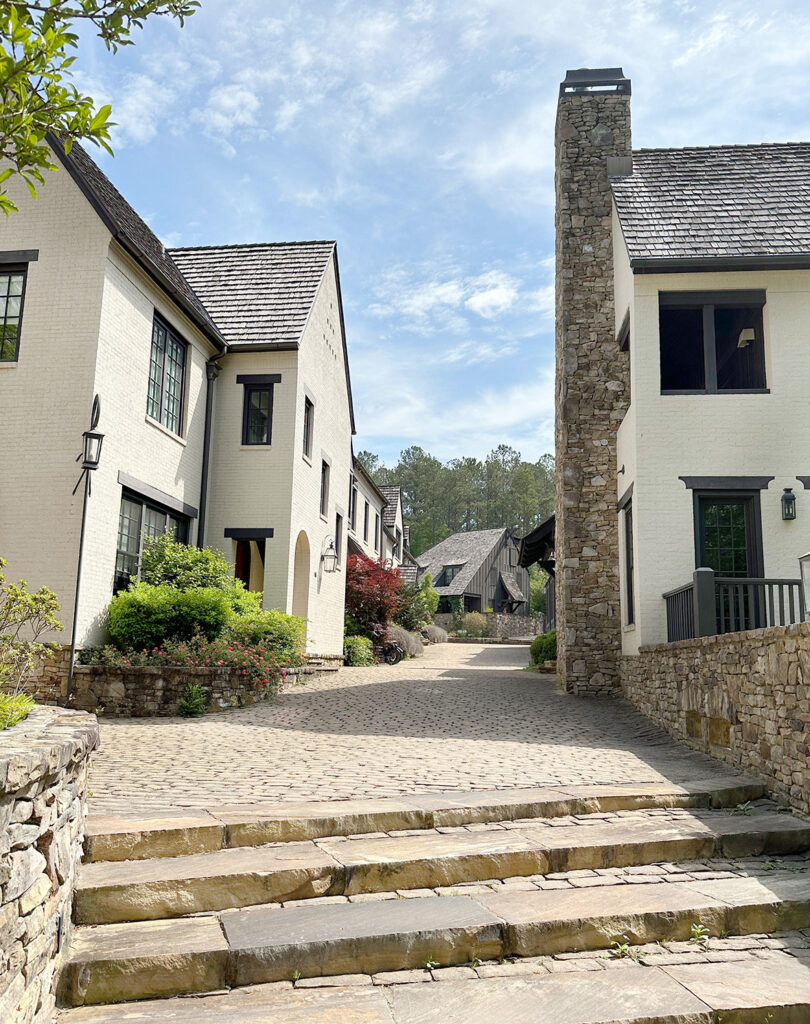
[21,648,71,705]
[434,612,545,638]
[0,706,98,1023]
[621,622,810,816]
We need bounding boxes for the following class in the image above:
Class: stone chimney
[554,68,631,696]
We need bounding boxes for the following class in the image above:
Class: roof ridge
[632,141,810,156]
[167,240,336,253]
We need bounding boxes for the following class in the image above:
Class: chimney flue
[559,67,631,97]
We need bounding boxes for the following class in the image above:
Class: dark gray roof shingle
[417,529,506,596]
[499,570,525,603]
[378,486,401,528]
[168,242,335,348]
[611,143,810,265]
[51,139,224,348]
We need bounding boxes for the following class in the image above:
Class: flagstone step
[83,777,766,862]
[62,870,810,1004]
[73,806,810,924]
[57,957,810,1022]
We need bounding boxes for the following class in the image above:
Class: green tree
[0,0,199,215]
[528,564,548,614]
[0,556,63,693]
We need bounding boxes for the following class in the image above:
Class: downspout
[197,360,220,547]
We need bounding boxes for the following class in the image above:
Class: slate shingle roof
[378,486,402,528]
[417,528,506,597]
[168,242,335,348]
[51,139,224,348]
[611,144,810,266]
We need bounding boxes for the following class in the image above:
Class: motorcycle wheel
[385,646,402,665]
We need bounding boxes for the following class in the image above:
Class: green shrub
[224,610,306,665]
[0,691,35,730]
[461,611,487,638]
[178,682,208,717]
[108,582,232,649]
[343,635,374,666]
[395,573,441,631]
[530,629,557,665]
[141,534,234,590]
[0,555,63,694]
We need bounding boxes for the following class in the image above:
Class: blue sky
[75,0,810,464]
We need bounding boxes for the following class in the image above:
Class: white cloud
[465,270,519,319]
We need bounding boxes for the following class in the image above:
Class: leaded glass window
[114,492,189,593]
[243,386,272,445]
[147,316,187,434]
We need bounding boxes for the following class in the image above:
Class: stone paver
[88,643,741,815]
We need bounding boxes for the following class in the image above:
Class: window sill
[320,514,328,524]
[302,454,313,467]
[145,415,186,446]
[239,444,272,451]
[623,623,636,633]
[0,361,18,369]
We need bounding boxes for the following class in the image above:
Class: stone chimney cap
[560,68,631,97]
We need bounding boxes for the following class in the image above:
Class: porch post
[692,567,716,638]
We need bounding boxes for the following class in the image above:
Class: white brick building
[0,139,361,657]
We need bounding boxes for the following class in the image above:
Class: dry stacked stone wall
[0,706,98,1023]
[434,612,546,638]
[554,80,631,696]
[622,623,810,816]
[21,648,71,705]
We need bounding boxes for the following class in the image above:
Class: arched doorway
[292,531,310,627]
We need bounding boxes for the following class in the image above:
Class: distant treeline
[357,445,555,558]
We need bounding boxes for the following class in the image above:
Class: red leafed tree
[345,555,403,640]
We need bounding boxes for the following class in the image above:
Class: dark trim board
[797,477,810,490]
[236,374,282,385]
[117,471,198,518]
[224,528,274,540]
[679,476,774,491]
[0,250,38,264]
[634,255,810,274]
[658,290,766,307]
[616,482,634,511]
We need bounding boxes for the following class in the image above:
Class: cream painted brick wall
[616,258,810,652]
[349,476,385,560]
[0,166,110,641]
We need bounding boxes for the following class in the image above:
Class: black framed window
[349,478,358,531]
[0,267,26,362]
[320,460,330,516]
[335,513,343,564]
[624,500,635,626]
[440,564,462,585]
[114,490,189,593]
[374,513,380,551]
[394,528,402,560]
[363,501,369,542]
[243,385,273,445]
[147,315,187,434]
[694,491,763,578]
[303,397,314,458]
[659,292,766,394]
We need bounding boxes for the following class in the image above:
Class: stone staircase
[57,777,810,1022]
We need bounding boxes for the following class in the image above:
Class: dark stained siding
[459,532,530,615]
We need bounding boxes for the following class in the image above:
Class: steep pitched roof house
[417,528,529,615]
[553,68,810,695]
[0,139,357,657]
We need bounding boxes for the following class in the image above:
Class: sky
[74,0,810,464]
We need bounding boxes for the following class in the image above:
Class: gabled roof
[379,486,402,527]
[499,570,525,603]
[169,242,335,349]
[518,514,555,571]
[611,143,810,271]
[49,137,225,351]
[352,457,388,507]
[417,528,507,596]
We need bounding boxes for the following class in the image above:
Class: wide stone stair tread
[83,777,766,862]
[56,958,810,1022]
[63,871,810,1003]
[73,806,810,924]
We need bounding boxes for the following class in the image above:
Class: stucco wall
[0,707,98,1024]
[621,624,810,816]
[616,267,810,653]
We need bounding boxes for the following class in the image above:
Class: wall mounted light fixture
[782,487,797,521]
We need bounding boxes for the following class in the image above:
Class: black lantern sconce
[321,539,339,573]
[782,488,797,521]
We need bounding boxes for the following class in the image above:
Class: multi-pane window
[0,268,26,362]
[349,478,358,531]
[624,500,635,626]
[441,564,462,585]
[114,492,189,592]
[147,316,187,434]
[335,513,343,564]
[374,513,380,552]
[320,461,330,516]
[363,501,370,542]
[394,529,402,560]
[659,292,767,394]
[303,397,314,458]
[243,385,273,445]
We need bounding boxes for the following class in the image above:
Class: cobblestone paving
[88,643,740,815]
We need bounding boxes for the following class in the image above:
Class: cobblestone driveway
[89,643,728,815]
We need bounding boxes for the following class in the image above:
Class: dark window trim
[320,459,331,517]
[363,500,370,542]
[616,310,630,351]
[659,290,766,308]
[634,256,810,275]
[224,527,274,539]
[617,482,634,511]
[236,373,282,385]
[335,512,343,564]
[692,489,764,577]
[115,488,191,593]
[662,388,770,396]
[0,250,37,263]
[624,499,635,625]
[680,476,773,491]
[117,471,198,518]
[241,381,275,446]
[0,263,28,362]
[303,396,314,459]
[148,313,188,436]
[796,477,810,490]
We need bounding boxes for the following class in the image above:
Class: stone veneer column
[554,69,631,695]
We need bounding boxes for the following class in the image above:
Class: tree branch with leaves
[0,0,199,214]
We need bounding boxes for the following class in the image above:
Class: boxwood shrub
[108,582,233,650]
[530,629,557,665]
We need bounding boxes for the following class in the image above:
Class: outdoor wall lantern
[321,540,339,573]
[782,487,797,521]
[800,552,810,620]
